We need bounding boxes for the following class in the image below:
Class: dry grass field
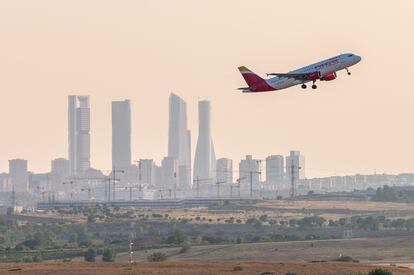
[0,261,412,275]
[118,236,414,265]
[258,200,414,212]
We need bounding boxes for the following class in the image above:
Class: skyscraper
[266,155,284,189]
[68,95,91,175]
[168,93,191,188]
[112,100,131,169]
[193,100,216,183]
[9,159,28,193]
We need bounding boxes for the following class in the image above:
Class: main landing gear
[302,82,317,90]
[345,67,351,75]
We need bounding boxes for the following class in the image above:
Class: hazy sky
[1,1,414,177]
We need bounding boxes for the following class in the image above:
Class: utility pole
[138,184,142,199]
[128,239,134,264]
[193,176,200,198]
[124,186,133,201]
[216,181,225,198]
[249,170,262,199]
[173,172,177,199]
[102,177,110,202]
[235,178,243,199]
[192,177,212,198]
[111,166,124,202]
[129,187,133,201]
[10,186,15,215]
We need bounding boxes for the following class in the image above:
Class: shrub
[33,254,43,263]
[102,246,116,262]
[336,255,354,262]
[179,243,191,254]
[259,214,268,222]
[233,265,243,271]
[22,255,33,263]
[147,252,167,262]
[368,268,393,275]
[236,236,244,244]
[84,248,97,262]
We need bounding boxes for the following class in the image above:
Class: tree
[373,185,399,202]
[368,268,392,275]
[405,218,414,231]
[259,214,268,222]
[179,242,191,254]
[166,229,187,244]
[391,218,406,230]
[33,254,43,263]
[22,255,33,263]
[361,216,380,231]
[87,214,96,224]
[102,246,116,262]
[147,252,167,262]
[84,248,97,262]
[77,226,91,247]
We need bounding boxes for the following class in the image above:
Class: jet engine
[321,72,337,81]
[308,71,321,81]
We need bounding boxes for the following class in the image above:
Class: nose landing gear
[345,67,351,75]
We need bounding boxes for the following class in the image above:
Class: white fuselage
[266,53,362,90]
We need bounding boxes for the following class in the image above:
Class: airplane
[238,53,361,93]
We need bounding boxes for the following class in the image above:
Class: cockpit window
[348,54,353,57]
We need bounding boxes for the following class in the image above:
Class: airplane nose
[356,55,362,63]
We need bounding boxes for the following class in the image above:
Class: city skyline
[2,1,414,177]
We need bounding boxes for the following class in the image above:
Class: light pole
[111,166,124,201]
[125,186,133,201]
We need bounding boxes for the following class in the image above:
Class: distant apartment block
[51,158,70,190]
[138,159,156,186]
[9,159,29,192]
[286,151,305,182]
[239,155,261,193]
[266,155,284,189]
[216,158,233,184]
[161,157,179,189]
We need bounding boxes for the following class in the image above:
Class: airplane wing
[266,72,319,80]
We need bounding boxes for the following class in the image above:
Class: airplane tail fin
[238,66,265,87]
